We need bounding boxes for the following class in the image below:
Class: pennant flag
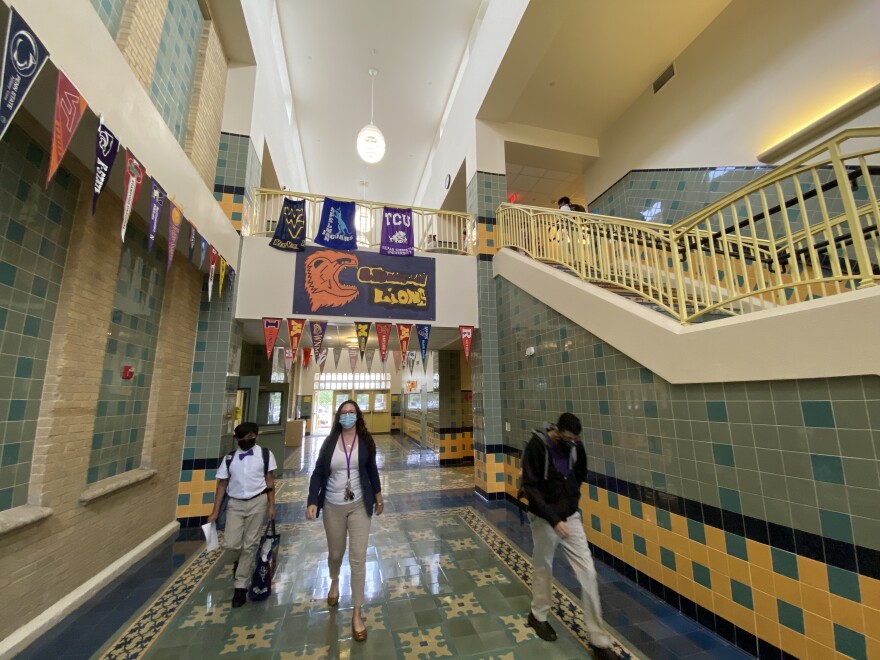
[218,256,227,297]
[332,347,342,369]
[375,323,392,364]
[226,267,235,293]
[262,318,281,360]
[166,201,183,272]
[47,71,88,187]
[92,117,119,214]
[392,350,401,373]
[199,236,208,268]
[380,206,414,257]
[302,348,312,370]
[416,324,431,368]
[188,221,197,262]
[284,348,294,376]
[396,323,413,366]
[349,347,359,372]
[407,350,417,375]
[315,197,357,250]
[0,9,49,141]
[355,322,372,360]
[459,325,475,363]
[269,198,306,251]
[317,347,328,373]
[208,246,218,301]
[121,151,146,242]
[310,320,328,355]
[287,319,306,356]
[366,349,376,373]
[148,181,166,253]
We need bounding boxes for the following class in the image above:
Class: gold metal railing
[497,128,880,323]
[248,189,475,255]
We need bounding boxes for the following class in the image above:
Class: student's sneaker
[588,630,613,649]
[527,612,557,641]
[231,588,247,608]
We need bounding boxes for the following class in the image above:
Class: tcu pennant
[262,318,282,360]
[459,325,474,363]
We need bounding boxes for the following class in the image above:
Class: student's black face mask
[237,437,256,451]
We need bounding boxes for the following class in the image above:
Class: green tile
[591,514,601,532]
[811,454,845,484]
[712,443,735,467]
[660,547,676,570]
[771,548,799,580]
[644,400,658,418]
[630,499,643,519]
[706,401,728,422]
[687,519,706,544]
[608,491,619,509]
[610,523,622,542]
[820,509,853,543]
[633,534,647,555]
[647,436,662,454]
[730,579,753,609]
[651,471,667,490]
[725,533,748,561]
[827,566,861,602]
[589,484,599,501]
[692,561,711,588]
[639,368,653,384]
[802,401,835,428]
[656,508,672,530]
[718,487,742,514]
[834,624,867,660]
[777,600,805,634]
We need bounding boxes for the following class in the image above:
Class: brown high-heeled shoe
[352,620,367,642]
[327,593,339,607]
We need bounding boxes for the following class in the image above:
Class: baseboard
[0,521,180,659]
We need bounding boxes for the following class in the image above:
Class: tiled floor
[24,435,750,659]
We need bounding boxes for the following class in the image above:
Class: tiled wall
[90,0,128,38]
[436,350,474,464]
[494,274,880,659]
[0,126,77,511]
[467,171,507,497]
[149,0,203,145]
[87,228,166,483]
[176,278,241,522]
[214,132,261,232]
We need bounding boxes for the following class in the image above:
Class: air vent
[653,63,675,94]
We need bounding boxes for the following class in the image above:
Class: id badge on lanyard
[343,435,357,501]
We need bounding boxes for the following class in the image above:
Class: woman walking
[306,400,383,641]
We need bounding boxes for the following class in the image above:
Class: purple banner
[315,197,357,250]
[380,206,413,257]
[148,181,166,253]
[92,117,119,214]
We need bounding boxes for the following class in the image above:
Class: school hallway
[20,435,750,660]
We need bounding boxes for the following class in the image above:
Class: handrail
[497,127,880,324]
[248,188,475,255]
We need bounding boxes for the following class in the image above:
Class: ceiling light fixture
[357,68,385,164]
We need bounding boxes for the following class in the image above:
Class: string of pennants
[0,9,233,301]
[262,318,475,378]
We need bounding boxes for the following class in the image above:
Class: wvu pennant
[269,198,306,251]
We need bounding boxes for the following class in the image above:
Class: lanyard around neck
[342,434,358,478]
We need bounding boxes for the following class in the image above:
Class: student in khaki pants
[307,400,383,642]
[208,422,277,608]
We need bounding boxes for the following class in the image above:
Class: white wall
[241,0,308,191]
[235,237,479,327]
[221,66,256,136]
[414,0,529,208]
[583,0,880,203]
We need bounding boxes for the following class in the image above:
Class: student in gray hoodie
[520,412,611,649]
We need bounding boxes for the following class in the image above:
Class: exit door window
[356,392,370,411]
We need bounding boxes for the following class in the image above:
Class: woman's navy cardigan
[307,430,382,518]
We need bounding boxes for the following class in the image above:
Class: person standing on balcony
[557,196,572,211]
[520,413,612,650]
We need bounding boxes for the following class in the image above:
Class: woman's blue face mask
[340,412,357,429]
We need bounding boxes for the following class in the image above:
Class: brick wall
[185,20,228,189]
[0,177,202,640]
[116,0,167,92]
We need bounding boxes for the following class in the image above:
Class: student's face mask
[339,412,357,429]
[237,435,256,451]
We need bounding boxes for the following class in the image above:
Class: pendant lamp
[357,68,385,164]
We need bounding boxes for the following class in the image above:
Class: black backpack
[570,203,586,212]
[215,447,271,529]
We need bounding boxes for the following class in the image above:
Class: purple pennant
[166,201,183,272]
[92,117,119,214]
[199,236,208,268]
[416,324,431,366]
[148,181,166,253]
[380,206,414,257]
[188,221,197,262]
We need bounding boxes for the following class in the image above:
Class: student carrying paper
[207,423,278,608]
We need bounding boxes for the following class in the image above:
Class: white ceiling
[276,0,484,206]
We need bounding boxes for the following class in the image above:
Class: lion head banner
[293,246,435,321]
